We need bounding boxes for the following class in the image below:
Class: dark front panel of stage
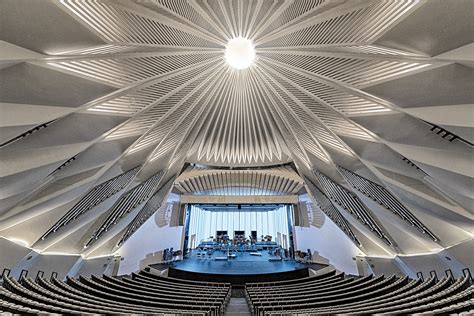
[167,266,309,285]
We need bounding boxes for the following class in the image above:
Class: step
[225,297,251,316]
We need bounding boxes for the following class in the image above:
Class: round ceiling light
[224,37,255,69]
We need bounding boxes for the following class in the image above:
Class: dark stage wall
[167,266,309,285]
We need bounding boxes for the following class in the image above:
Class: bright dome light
[225,37,255,69]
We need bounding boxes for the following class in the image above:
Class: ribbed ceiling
[0,0,472,258]
[175,166,304,196]
[40,0,429,166]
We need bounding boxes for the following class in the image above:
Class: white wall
[365,256,405,276]
[0,237,31,271]
[443,238,474,270]
[117,212,183,275]
[0,237,113,279]
[364,238,474,278]
[25,253,81,279]
[395,239,474,278]
[75,256,114,277]
[294,221,363,275]
[8,250,81,280]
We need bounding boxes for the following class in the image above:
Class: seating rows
[0,269,231,315]
[336,165,437,240]
[41,166,141,240]
[2,266,471,315]
[245,271,473,315]
[245,269,339,288]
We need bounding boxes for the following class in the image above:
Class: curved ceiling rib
[175,166,304,196]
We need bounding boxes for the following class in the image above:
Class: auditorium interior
[0,0,473,315]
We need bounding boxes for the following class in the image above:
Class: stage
[175,250,305,275]
[164,250,313,284]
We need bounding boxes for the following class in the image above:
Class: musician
[264,235,272,242]
[274,247,281,258]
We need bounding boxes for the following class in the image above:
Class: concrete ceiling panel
[0,0,104,54]
[363,64,474,109]
[0,63,116,108]
[374,0,474,56]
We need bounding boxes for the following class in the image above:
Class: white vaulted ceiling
[0,0,472,258]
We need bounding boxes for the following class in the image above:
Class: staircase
[225,297,251,316]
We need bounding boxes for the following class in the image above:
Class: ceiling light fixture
[225,37,255,69]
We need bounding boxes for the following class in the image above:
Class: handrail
[462,268,473,282]
[416,271,424,281]
[35,270,45,282]
[19,269,29,280]
[51,271,59,281]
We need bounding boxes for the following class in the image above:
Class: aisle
[225,298,251,316]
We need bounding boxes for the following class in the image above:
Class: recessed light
[225,37,256,69]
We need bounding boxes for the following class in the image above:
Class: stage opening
[178,204,300,276]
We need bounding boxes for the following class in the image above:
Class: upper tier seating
[0,269,231,315]
[245,271,473,315]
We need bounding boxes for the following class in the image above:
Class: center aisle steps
[225,298,251,316]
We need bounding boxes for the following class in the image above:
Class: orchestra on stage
[190,233,291,261]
